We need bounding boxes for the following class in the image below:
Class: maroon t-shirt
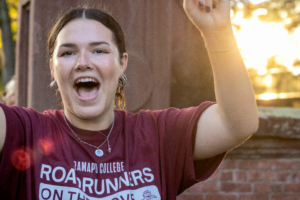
[0,101,226,200]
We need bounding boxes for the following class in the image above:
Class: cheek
[53,60,74,81]
[100,60,121,81]
[100,68,119,95]
[102,69,119,89]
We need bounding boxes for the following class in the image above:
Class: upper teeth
[76,78,97,84]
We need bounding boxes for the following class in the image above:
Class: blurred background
[1,1,300,199]
[231,0,300,108]
[0,0,17,105]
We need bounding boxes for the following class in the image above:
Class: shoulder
[0,103,61,125]
[114,101,214,128]
[0,104,39,121]
[115,101,214,122]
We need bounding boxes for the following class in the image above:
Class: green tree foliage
[0,0,18,94]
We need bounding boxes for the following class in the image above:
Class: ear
[119,53,128,77]
[50,59,55,80]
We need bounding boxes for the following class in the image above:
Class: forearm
[203,28,259,137]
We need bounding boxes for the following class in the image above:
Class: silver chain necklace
[63,113,115,157]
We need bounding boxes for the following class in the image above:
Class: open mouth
[74,78,100,99]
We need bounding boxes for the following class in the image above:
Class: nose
[75,52,93,71]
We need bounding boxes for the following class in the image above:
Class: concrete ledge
[257,106,300,139]
[227,106,300,159]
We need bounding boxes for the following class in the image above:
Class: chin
[72,102,112,120]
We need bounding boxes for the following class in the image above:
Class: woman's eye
[93,49,107,54]
[61,51,74,57]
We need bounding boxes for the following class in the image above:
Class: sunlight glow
[234,16,298,70]
[232,6,300,101]
[230,9,235,18]
[284,18,292,24]
[295,4,300,13]
[280,12,288,19]
[259,93,277,100]
[252,8,268,16]
[237,2,244,9]
[269,68,281,74]
[257,92,300,100]
[264,75,273,86]
[257,68,268,76]
[249,0,270,5]
[38,139,54,155]
[292,67,300,76]
[11,147,32,171]
[232,11,244,26]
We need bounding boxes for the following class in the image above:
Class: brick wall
[177,158,300,200]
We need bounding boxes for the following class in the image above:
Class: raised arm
[0,107,7,154]
[183,0,259,160]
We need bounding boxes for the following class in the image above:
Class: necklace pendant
[108,147,111,153]
[95,149,104,157]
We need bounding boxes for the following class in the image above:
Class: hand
[183,0,232,34]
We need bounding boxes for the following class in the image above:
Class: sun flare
[231,5,300,102]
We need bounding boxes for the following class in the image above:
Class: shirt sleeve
[153,101,227,196]
[0,103,41,199]
[1,104,27,161]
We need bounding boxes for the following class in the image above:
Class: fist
[183,0,232,33]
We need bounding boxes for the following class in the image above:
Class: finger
[198,0,208,12]
[198,0,205,8]
[204,0,213,13]
[205,5,211,13]
[212,0,217,9]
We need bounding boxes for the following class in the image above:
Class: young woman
[0,1,258,199]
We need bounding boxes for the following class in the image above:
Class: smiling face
[50,19,128,129]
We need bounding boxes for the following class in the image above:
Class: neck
[64,109,114,131]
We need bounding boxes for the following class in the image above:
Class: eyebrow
[59,41,110,48]
[90,41,110,46]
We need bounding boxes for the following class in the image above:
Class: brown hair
[48,7,126,109]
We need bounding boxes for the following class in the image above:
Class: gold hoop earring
[118,74,128,87]
[50,80,59,92]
